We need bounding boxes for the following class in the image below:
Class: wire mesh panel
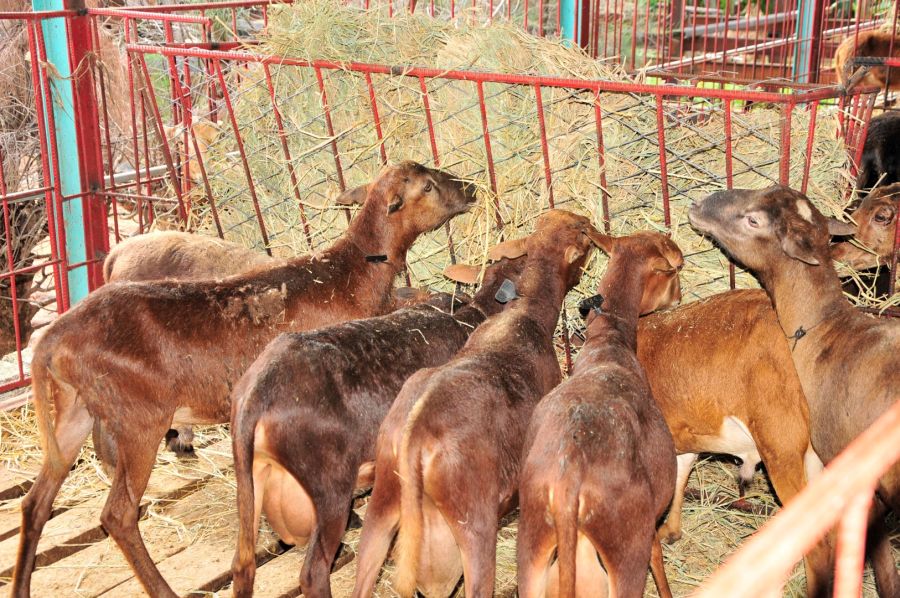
[0,12,72,395]
[117,31,879,370]
[350,0,899,81]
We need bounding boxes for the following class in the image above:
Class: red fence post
[68,1,108,290]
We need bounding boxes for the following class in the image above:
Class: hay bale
[192,0,885,326]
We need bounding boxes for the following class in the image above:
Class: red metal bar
[833,491,871,598]
[476,81,501,227]
[90,16,120,244]
[263,63,313,249]
[24,21,64,315]
[365,71,388,165]
[125,44,867,104]
[86,7,212,24]
[533,84,554,208]
[779,102,794,186]
[0,127,25,379]
[418,76,440,167]
[136,54,188,221]
[314,66,347,194]
[593,92,610,233]
[724,98,735,289]
[185,126,225,239]
[214,59,272,254]
[111,0,291,13]
[123,24,146,233]
[655,94,671,229]
[800,101,818,195]
[67,10,108,290]
[34,21,71,311]
[0,9,73,19]
[694,401,900,598]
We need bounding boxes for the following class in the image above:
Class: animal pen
[0,0,897,595]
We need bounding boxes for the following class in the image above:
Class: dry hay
[1,400,897,595]
[183,0,896,327]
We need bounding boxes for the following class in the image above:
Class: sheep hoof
[164,429,196,458]
[658,526,682,544]
[346,510,364,531]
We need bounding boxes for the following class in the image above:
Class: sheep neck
[584,252,644,352]
[512,254,571,335]
[759,255,854,351]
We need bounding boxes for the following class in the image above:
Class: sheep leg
[299,498,350,598]
[649,535,673,598]
[516,487,557,598]
[452,504,497,598]
[91,419,118,477]
[350,471,401,598]
[658,453,697,544]
[868,499,900,598]
[100,420,176,598]
[12,396,93,597]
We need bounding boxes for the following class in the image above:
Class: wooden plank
[218,547,305,598]
[0,390,31,413]
[218,503,369,598]
[98,529,281,597]
[25,475,245,597]
[24,523,187,597]
[0,438,233,579]
[0,465,35,502]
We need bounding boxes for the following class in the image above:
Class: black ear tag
[578,294,604,319]
[494,279,519,304]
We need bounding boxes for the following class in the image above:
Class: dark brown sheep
[351,209,608,598]
[229,256,526,598]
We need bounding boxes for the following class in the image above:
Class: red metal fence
[694,399,900,598]
[0,1,885,396]
[353,0,899,82]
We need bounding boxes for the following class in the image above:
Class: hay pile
[185,0,894,326]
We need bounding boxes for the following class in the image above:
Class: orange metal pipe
[694,401,900,598]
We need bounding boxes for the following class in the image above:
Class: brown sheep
[690,184,900,597]
[351,209,608,598]
[517,231,682,598]
[229,256,527,598]
[834,30,900,89]
[103,230,276,284]
[11,161,474,598]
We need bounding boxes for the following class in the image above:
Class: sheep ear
[387,194,404,214]
[564,245,585,264]
[585,227,616,253]
[334,184,368,206]
[779,232,820,265]
[443,264,481,284]
[826,217,857,236]
[488,238,528,261]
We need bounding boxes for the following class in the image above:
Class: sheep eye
[424,182,432,192]
[874,210,893,223]
[746,214,760,228]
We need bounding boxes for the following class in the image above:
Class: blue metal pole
[561,0,578,45]
[32,0,90,304]
[793,0,824,83]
